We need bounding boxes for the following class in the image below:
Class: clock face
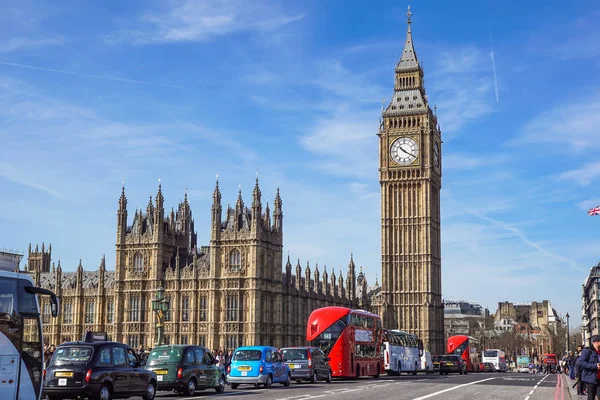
[390,137,419,165]
[433,141,440,171]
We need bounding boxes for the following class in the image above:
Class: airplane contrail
[490,50,499,103]
[487,4,499,103]
[0,60,185,89]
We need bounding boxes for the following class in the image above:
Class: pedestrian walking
[576,335,600,400]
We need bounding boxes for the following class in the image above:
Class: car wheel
[264,374,273,388]
[283,373,291,387]
[142,382,156,400]
[186,378,197,396]
[215,375,226,393]
[231,383,239,389]
[326,370,332,383]
[99,384,112,400]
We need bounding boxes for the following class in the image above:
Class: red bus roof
[306,307,380,341]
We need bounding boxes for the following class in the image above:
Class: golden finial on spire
[407,5,412,24]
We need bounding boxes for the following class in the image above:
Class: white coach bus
[0,269,59,400]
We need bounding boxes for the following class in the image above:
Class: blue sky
[0,0,599,327]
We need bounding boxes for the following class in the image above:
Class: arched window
[134,253,144,273]
[229,249,241,271]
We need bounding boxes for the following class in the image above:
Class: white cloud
[108,0,304,44]
[0,37,64,52]
[518,94,600,151]
[558,162,600,186]
[309,60,385,103]
[578,198,600,211]
[299,109,379,181]
[429,46,495,133]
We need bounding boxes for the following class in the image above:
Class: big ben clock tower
[379,6,444,354]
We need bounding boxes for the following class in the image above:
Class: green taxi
[145,345,226,395]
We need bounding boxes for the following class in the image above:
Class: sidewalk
[562,372,582,399]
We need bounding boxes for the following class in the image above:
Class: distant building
[494,300,562,360]
[443,300,489,338]
[0,248,25,271]
[582,262,600,344]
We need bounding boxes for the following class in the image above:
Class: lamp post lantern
[566,312,570,354]
[152,286,170,346]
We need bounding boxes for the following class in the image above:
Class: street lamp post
[566,312,570,355]
[152,286,170,346]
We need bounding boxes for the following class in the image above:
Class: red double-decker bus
[447,335,480,372]
[307,306,383,379]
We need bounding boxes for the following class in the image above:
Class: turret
[211,177,222,241]
[295,259,302,290]
[154,180,164,236]
[117,183,128,242]
[330,268,337,297]
[314,263,320,294]
[285,255,292,286]
[304,261,311,292]
[273,187,283,232]
[322,266,329,296]
[263,202,271,231]
[347,254,356,301]
[251,176,262,230]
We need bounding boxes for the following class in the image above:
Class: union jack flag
[589,206,600,216]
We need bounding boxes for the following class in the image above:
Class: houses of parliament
[25,7,445,354]
[28,179,379,350]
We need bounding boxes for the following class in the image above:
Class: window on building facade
[165,296,171,321]
[198,336,206,347]
[229,249,241,272]
[164,336,170,345]
[140,295,146,322]
[128,335,139,348]
[85,301,95,324]
[134,253,144,273]
[182,295,190,322]
[181,335,188,345]
[226,294,241,321]
[63,302,73,324]
[129,295,140,322]
[107,300,114,324]
[226,335,238,350]
[199,295,207,321]
[42,301,51,324]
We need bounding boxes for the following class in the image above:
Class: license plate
[238,366,251,371]
[288,364,295,369]
[446,363,453,366]
[55,371,73,378]
[154,370,168,375]
[241,371,247,376]
[58,378,67,386]
[157,375,163,382]
[294,364,302,369]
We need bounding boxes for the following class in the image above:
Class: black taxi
[42,332,157,400]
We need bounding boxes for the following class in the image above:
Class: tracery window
[85,301,95,324]
[63,302,73,324]
[107,300,114,324]
[182,295,190,322]
[199,295,207,321]
[229,249,241,272]
[133,253,144,273]
[225,294,242,321]
[42,301,50,324]
[129,295,140,322]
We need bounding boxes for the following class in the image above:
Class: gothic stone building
[30,179,376,349]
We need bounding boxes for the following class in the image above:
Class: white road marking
[528,390,534,395]
[410,377,496,400]
[276,395,312,400]
[524,396,530,400]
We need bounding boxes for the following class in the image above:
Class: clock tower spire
[378,6,444,354]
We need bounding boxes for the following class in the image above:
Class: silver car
[280,347,332,383]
